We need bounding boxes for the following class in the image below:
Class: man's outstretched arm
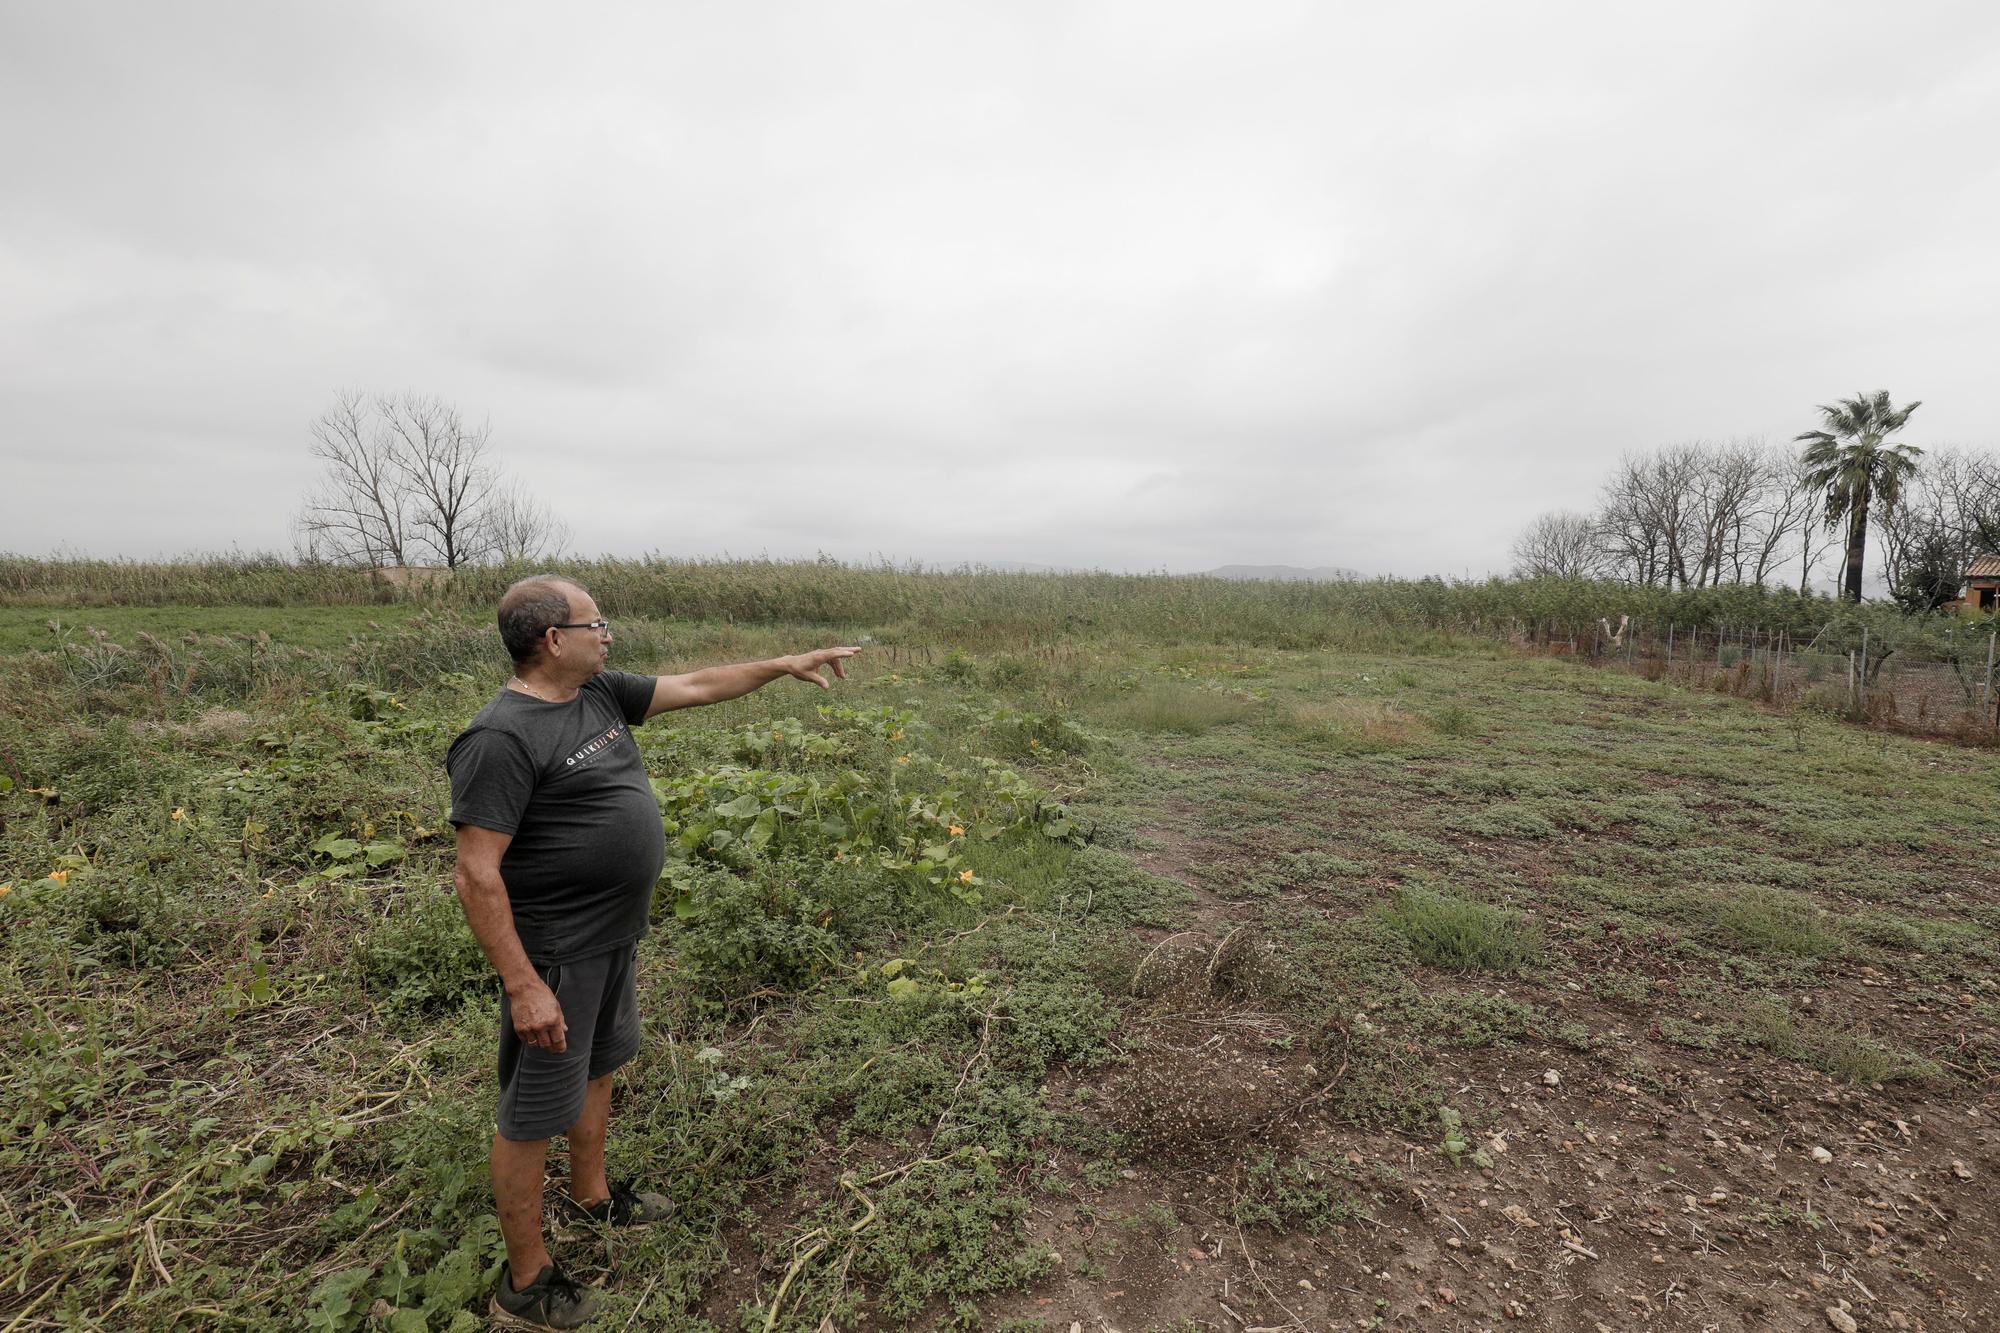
[645,646,860,719]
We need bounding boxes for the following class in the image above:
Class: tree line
[1514,393,1998,608]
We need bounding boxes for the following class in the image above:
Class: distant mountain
[1203,564,1361,582]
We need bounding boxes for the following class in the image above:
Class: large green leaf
[310,833,361,860]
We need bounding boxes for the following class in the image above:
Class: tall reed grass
[2,553,1990,656]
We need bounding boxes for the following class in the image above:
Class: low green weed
[1377,886,1541,973]
[1431,701,1475,735]
[1734,998,1941,1085]
[1708,886,1844,959]
[355,884,496,1019]
[1096,683,1254,735]
[1234,1152,1369,1232]
[1435,1105,1493,1169]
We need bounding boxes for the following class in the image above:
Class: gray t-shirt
[445,670,664,965]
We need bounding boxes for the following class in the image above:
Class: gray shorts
[496,941,641,1141]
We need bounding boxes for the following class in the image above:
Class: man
[447,574,858,1329]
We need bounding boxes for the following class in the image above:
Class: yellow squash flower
[47,869,71,885]
[959,869,975,884]
[949,824,964,837]
[170,807,186,822]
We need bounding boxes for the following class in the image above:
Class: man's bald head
[498,575,584,665]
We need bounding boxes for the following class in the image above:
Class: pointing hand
[784,646,861,689]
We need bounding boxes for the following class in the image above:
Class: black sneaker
[489,1261,600,1329]
[561,1180,675,1227]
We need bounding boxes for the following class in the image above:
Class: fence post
[1848,649,1857,710]
[1666,621,1675,674]
[1859,626,1869,711]
[1985,630,1996,725]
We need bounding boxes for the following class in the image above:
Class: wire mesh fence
[1517,616,2000,741]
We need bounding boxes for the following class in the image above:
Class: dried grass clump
[1287,698,1429,746]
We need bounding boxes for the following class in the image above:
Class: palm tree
[1796,391,1923,602]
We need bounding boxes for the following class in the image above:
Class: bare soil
[984,774,2000,1332]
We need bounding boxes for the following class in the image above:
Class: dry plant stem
[1204,924,1245,994]
[763,1176,878,1331]
[926,1003,999,1148]
[2,1057,415,1304]
[931,904,1023,953]
[0,1281,59,1333]
[1129,930,1197,994]
[1226,1163,1311,1333]
[758,1146,975,1331]
[618,1270,664,1332]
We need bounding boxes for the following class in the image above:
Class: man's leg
[492,1133,554,1288]
[564,1073,615,1207]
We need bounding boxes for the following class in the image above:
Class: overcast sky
[5,2,1997,577]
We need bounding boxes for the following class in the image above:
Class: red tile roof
[1968,555,2000,579]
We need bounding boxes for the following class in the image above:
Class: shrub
[1797,683,1860,722]
[1284,698,1428,747]
[1377,886,1541,973]
[1735,998,1939,1085]
[1431,702,1475,736]
[356,884,493,1018]
[667,857,852,997]
[982,654,1042,691]
[1098,683,1253,734]
[939,647,978,682]
[1234,1152,1368,1231]
[12,871,188,971]
[974,704,1092,758]
[1708,886,1843,959]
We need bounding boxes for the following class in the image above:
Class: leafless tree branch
[294,391,555,570]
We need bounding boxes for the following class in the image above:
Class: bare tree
[295,390,411,567]
[1598,446,1704,587]
[1880,446,2000,591]
[1583,440,1852,592]
[1511,510,1605,578]
[1742,448,1819,589]
[377,393,495,568]
[479,481,572,563]
[295,391,556,569]
[1684,440,1767,587]
[1596,457,1660,586]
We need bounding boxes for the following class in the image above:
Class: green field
[3,596,1996,1330]
[0,604,428,655]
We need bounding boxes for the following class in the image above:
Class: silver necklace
[508,675,566,702]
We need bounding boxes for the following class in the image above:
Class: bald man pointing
[446,575,857,1328]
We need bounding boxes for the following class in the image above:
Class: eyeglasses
[549,619,612,635]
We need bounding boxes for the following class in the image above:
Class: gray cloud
[5,1,1998,575]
